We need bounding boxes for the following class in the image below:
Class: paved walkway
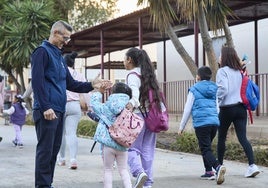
[0,117,268,188]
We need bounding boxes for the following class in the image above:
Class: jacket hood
[106,93,130,115]
[193,81,218,99]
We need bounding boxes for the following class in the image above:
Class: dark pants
[217,103,254,165]
[33,110,64,188]
[195,125,219,172]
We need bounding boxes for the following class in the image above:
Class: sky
[116,0,146,17]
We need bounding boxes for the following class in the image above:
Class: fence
[160,73,268,116]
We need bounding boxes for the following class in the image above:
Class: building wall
[22,19,268,88]
[83,43,157,83]
[156,18,268,83]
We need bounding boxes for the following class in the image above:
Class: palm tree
[0,0,56,93]
[137,0,234,80]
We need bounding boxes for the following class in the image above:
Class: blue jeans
[195,125,219,172]
[33,109,64,188]
[217,103,255,165]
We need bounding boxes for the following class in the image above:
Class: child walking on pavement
[3,94,29,148]
[178,66,226,185]
[216,46,260,178]
[90,82,132,188]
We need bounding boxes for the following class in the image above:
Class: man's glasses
[58,31,71,42]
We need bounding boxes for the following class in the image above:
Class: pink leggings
[103,146,132,188]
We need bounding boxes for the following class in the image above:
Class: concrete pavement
[0,118,268,188]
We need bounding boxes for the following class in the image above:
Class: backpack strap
[126,72,141,84]
[139,89,153,119]
[248,110,253,124]
[148,89,153,102]
[126,72,145,116]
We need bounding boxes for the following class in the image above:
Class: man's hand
[43,108,57,120]
[92,74,113,90]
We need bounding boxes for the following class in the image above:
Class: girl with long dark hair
[124,47,162,188]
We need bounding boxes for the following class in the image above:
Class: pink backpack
[140,89,169,133]
[109,108,144,147]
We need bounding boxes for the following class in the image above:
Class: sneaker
[216,165,226,185]
[134,172,148,188]
[245,164,260,178]
[57,159,66,166]
[69,159,77,170]
[12,140,17,146]
[200,172,215,180]
[17,143,24,149]
[143,186,152,188]
[113,161,116,169]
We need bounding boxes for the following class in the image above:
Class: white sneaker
[216,165,226,185]
[57,158,66,166]
[69,159,77,170]
[143,186,152,188]
[134,172,148,188]
[245,164,260,177]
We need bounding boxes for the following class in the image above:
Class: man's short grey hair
[50,20,73,34]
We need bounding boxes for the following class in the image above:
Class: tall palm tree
[138,0,234,80]
[0,0,56,93]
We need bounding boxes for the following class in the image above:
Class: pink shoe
[69,159,77,170]
[57,159,66,166]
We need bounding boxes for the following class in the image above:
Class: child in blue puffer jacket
[90,82,132,188]
[178,66,226,185]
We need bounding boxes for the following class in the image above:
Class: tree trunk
[18,72,26,94]
[223,21,234,48]
[197,3,218,81]
[166,23,198,78]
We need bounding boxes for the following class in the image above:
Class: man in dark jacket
[31,20,112,188]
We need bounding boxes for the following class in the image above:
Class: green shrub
[25,114,34,125]
[223,142,246,162]
[77,119,97,137]
[157,132,268,167]
[254,147,268,166]
[171,132,200,153]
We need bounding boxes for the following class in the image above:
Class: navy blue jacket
[31,40,94,113]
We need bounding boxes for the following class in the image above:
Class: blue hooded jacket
[189,81,219,128]
[91,92,130,151]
